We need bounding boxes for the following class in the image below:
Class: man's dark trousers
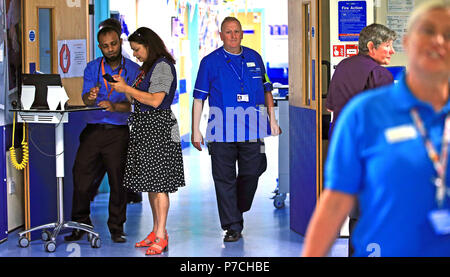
[209,141,267,233]
[71,124,129,235]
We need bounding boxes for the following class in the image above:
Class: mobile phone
[103,73,117,83]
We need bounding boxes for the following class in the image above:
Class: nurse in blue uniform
[302,0,450,257]
[65,22,140,243]
[191,17,281,242]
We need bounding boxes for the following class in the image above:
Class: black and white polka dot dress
[123,58,185,193]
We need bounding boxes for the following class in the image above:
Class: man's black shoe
[111,233,127,243]
[64,230,86,242]
[223,230,242,242]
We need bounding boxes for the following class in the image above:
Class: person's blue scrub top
[193,46,272,142]
[326,73,450,257]
[82,56,140,125]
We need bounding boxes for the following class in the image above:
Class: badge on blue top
[429,209,450,235]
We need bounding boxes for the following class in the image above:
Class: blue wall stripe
[179,79,187,94]
[312,60,315,101]
[180,133,190,150]
[0,128,7,242]
[289,105,317,236]
[94,0,110,59]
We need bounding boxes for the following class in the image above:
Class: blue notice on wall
[338,1,366,41]
[29,30,36,42]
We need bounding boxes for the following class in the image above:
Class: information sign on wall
[338,1,367,41]
[57,39,87,78]
[332,45,345,57]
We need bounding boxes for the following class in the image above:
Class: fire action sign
[338,1,367,42]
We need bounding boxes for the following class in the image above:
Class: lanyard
[223,49,245,93]
[410,108,450,208]
[130,70,146,111]
[131,70,146,89]
[101,57,124,99]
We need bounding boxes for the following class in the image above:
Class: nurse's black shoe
[64,230,86,241]
[223,230,242,242]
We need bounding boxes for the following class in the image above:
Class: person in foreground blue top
[191,17,281,243]
[302,0,450,257]
[326,23,397,257]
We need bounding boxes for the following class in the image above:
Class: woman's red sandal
[145,236,168,255]
[136,230,168,248]
[135,232,156,247]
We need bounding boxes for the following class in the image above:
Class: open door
[22,0,89,105]
[288,0,323,236]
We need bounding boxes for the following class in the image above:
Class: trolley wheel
[273,197,285,209]
[18,236,30,248]
[44,240,56,253]
[90,236,101,248]
[41,230,52,241]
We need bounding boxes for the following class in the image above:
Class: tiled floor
[0,136,348,257]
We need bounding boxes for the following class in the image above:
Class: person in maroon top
[327,23,397,132]
[325,23,396,256]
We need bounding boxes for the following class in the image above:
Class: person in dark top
[325,23,397,256]
[327,23,397,130]
[64,20,140,244]
[98,18,141,204]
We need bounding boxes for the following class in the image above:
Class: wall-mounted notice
[332,45,345,57]
[57,39,87,78]
[386,15,409,53]
[338,1,367,42]
[388,0,414,13]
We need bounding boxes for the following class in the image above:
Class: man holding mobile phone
[65,19,140,243]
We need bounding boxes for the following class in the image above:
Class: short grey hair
[406,0,450,32]
[220,16,242,32]
[358,23,397,55]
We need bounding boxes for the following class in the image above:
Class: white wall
[109,0,137,33]
[136,0,176,50]
[261,0,288,68]
[375,0,429,67]
[233,0,288,66]
[109,0,137,61]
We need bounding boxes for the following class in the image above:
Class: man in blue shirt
[191,17,281,242]
[64,20,140,243]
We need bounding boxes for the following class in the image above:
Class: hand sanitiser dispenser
[20,85,36,110]
[47,86,69,110]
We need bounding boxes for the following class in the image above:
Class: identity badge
[428,209,450,235]
[246,62,256,67]
[384,125,417,143]
[237,94,249,102]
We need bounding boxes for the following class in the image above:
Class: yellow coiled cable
[10,112,29,170]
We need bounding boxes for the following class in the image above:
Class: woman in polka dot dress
[110,27,185,255]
